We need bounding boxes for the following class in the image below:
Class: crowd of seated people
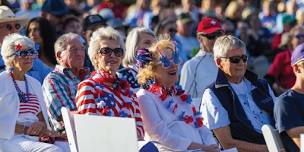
[2,0,304,151]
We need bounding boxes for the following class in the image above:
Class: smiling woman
[0,33,65,151]
[136,36,220,152]
[75,27,146,144]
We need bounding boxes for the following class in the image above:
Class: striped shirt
[42,65,88,132]
[75,71,144,139]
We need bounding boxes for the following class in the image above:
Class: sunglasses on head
[15,48,38,58]
[0,23,21,31]
[202,31,223,40]
[221,55,248,64]
[98,47,124,57]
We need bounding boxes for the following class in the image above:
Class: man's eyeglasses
[295,34,304,40]
[98,47,124,57]
[15,48,38,58]
[0,23,21,31]
[201,31,223,40]
[221,55,248,64]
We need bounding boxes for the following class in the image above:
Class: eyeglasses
[15,48,38,58]
[158,50,180,69]
[201,31,223,40]
[295,34,304,40]
[98,47,124,57]
[221,55,248,64]
[168,28,177,33]
[0,23,21,31]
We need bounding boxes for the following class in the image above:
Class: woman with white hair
[0,33,63,152]
[117,27,156,92]
[136,36,219,152]
[75,27,145,140]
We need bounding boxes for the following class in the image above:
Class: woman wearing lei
[136,36,220,152]
[75,27,145,141]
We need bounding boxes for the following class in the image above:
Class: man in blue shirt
[274,43,304,152]
[0,5,51,83]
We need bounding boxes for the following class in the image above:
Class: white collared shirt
[180,50,218,110]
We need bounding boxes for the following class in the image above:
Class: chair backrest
[262,124,284,152]
[74,115,138,152]
[61,107,78,152]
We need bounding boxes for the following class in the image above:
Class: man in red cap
[180,16,223,110]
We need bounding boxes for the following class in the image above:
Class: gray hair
[88,26,124,69]
[213,35,246,58]
[123,27,155,67]
[1,33,34,71]
[54,33,84,63]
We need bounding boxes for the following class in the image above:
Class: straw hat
[0,5,28,25]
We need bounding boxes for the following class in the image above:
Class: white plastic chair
[262,124,284,152]
[61,107,78,152]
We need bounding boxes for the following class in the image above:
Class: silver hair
[213,35,246,58]
[123,27,155,67]
[88,26,125,69]
[54,33,83,63]
[1,33,34,71]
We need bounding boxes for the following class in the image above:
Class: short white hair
[54,33,84,63]
[1,33,34,71]
[213,35,246,58]
[123,27,155,67]
[88,26,124,69]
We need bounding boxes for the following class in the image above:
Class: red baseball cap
[197,17,222,35]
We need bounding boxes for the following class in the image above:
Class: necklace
[144,80,203,128]
[10,72,29,103]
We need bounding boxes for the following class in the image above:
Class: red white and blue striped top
[75,70,144,139]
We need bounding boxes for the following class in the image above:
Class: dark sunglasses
[221,55,248,64]
[295,34,304,39]
[15,48,38,58]
[98,47,124,57]
[0,23,21,31]
[202,31,223,40]
[168,28,177,33]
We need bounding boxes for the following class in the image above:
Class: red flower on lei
[147,83,204,128]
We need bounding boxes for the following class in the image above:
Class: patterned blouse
[75,70,144,139]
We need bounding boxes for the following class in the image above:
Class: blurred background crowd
[1,0,303,96]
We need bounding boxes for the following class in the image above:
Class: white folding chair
[61,107,78,152]
[262,124,284,152]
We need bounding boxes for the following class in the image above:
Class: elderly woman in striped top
[75,27,144,140]
[0,33,64,151]
[136,36,220,152]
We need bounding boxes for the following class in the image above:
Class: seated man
[274,43,304,151]
[201,35,276,151]
[42,33,88,133]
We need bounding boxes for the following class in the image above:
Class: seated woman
[75,27,144,140]
[136,36,220,152]
[117,27,156,92]
[0,33,65,152]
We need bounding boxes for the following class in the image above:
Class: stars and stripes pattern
[75,71,144,139]
[19,93,41,115]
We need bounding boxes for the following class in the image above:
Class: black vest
[208,69,275,144]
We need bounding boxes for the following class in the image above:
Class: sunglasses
[98,47,124,57]
[221,55,248,64]
[201,31,223,40]
[15,48,38,58]
[168,28,177,33]
[295,34,304,40]
[159,50,180,69]
[0,23,21,31]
